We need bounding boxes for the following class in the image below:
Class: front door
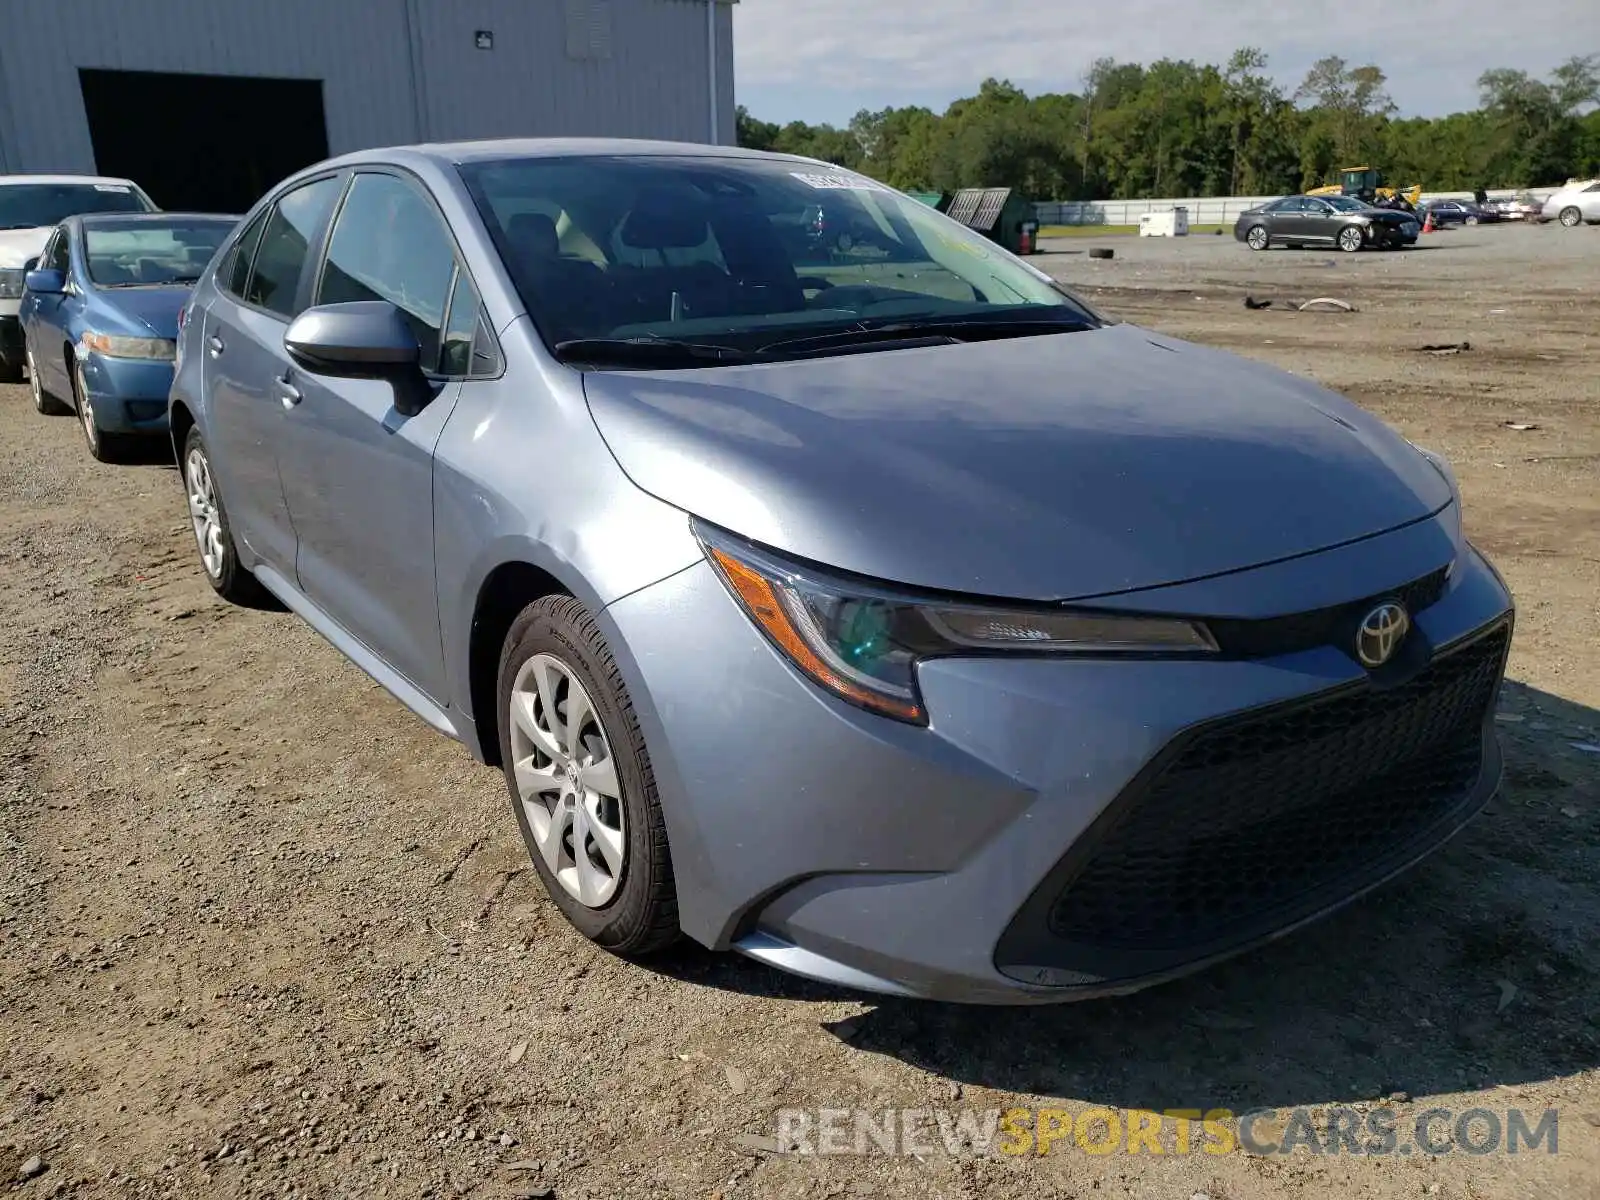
[273,169,481,703]
[201,174,343,575]
[20,227,73,393]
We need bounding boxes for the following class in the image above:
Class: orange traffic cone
[1422,209,1435,233]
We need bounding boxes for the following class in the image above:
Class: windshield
[1324,195,1376,212]
[84,219,235,286]
[0,183,153,230]
[458,155,1098,354]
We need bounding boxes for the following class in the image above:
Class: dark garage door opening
[79,68,329,214]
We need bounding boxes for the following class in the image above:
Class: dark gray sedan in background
[1236,193,1421,251]
[170,139,1512,1003]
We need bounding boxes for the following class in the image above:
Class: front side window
[84,219,235,287]
[317,172,458,368]
[459,155,1097,356]
[46,227,71,273]
[0,182,154,230]
[245,175,342,318]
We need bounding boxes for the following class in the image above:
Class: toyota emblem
[1355,602,1410,668]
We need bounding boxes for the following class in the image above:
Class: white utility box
[1138,208,1190,237]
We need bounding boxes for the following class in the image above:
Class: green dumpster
[944,188,1039,254]
[906,191,946,210]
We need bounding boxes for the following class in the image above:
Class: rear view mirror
[24,269,65,295]
[284,301,420,374]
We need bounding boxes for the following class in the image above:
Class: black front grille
[1206,564,1450,660]
[1043,622,1509,955]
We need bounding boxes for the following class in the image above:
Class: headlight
[0,269,25,299]
[697,522,1217,725]
[81,332,176,360]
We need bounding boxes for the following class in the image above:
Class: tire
[1245,225,1269,251]
[180,425,272,606]
[70,356,134,464]
[27,345,71,415]
[1337,225,1365,253]
[1559,207,1582,228]
[1465,216,1479,226]
[496,595,679,957]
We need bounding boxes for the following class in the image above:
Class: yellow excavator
[1308,166,1423,209]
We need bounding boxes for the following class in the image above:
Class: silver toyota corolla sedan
[169,139,1515,1004]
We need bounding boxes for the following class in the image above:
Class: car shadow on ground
[653,679,1600,1112]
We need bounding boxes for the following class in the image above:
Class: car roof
[318,136,821,171]
[75,211,237,226]
[0,173,144,189]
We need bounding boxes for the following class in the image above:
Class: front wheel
[1245,225,1269,251]
[1464,215,1479,226]
[1337,226,1365,252]
[497,595,679,957]
[72,357,133,463]
[1559,207,1582,228]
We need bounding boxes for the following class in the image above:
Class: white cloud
[733,0,1600,120]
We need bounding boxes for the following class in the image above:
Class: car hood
[0,227,51,269]
[582,323,1453,601]
[93,285,190,338]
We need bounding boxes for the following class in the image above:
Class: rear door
[201,174,343,576]
[274,168,496,702]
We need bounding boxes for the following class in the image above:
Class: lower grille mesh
[1047,624,1509,951]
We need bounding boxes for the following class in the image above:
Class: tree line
[736,51,1600,201]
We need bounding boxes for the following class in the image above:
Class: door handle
[275,375,302,409]
[207,335,225,356]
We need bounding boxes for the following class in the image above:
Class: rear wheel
[1559,207,1582,228]
[1245,225,1269,251]
[27,346,71,415]
[182,426,272,605]
[1337,225,1365,252]
[497,595,679,956]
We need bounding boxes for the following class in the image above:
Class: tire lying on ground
[1088,247,1115,260]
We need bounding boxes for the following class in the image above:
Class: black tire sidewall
[1247,225,1268,250]
[1339,226,1364,252]
[495,596,672,952]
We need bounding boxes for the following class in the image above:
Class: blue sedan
[20,211,237,461]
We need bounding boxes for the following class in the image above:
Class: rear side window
[223,209,269,298]
[244,175,342,318]
[316,172,457,367]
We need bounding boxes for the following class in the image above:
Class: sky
[732,0,1600,128]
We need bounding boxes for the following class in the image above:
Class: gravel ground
[2,220,1599,1199]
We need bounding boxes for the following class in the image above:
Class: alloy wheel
[1560,207,1581,228]
[185,446,226,580]
[26,349,43,412]
[1246,225,1268,250]
[507,653,626,908]
[74,362,100,452]
[1338,226,1364,252]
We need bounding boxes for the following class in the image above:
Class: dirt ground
[3,221,1599,1200]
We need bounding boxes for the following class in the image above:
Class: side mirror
[284,301,432,417]
[284,301,420,373]
[24,268,65,294]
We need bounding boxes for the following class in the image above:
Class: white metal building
[0,0,736,212]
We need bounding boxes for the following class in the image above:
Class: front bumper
[76,350,174,433]
[602,523,1514,1004]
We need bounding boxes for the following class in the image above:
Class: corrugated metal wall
[0,0,735,174]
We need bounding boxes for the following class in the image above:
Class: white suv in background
[1540,179,1600,228]
[0,174,157,381]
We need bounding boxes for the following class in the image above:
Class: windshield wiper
[551,337,755,367]
[756,312,1096,358]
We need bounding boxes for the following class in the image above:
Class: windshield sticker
[93,184,132,192]
[790,171,890,193]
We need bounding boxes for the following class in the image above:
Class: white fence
[1032,186,1565,227]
